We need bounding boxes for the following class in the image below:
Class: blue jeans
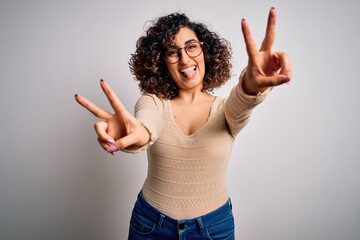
[128,192,235,239]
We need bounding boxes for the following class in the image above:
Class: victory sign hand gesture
[75,80,150,154]
[242,7,292,95]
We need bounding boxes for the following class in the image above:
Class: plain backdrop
[1,0,359,239]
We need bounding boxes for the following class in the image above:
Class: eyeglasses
[164,41,203,64]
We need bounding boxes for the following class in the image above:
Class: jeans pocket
[129,209,156,235]
[205,212,235,240]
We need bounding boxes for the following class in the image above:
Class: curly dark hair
[129,13,232,99]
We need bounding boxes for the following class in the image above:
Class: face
[165,27,205,92]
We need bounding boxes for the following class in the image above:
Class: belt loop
[158,214,165,230]
[196,217,204,234]
[228,198,232,209]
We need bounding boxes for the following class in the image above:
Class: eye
[186,43,198,52]
[166,49,178,57]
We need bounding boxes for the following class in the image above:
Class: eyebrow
[184,39,197,45]
[168,39,197,50]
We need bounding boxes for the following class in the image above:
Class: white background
[1,0,359,239]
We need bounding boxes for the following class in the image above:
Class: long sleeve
[121,94,164,154]
[224,69,271,137]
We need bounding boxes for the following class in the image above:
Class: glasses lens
[185,42,202,58]
[165,49,179,64]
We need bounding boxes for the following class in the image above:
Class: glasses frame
[164,41,204,64]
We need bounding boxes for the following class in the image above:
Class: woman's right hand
[75,79,150,154]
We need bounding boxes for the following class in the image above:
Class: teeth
[180,66,197,78]
[180,66,196,74]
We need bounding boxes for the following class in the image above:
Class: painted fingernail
[107,145,117,153]
[107,138,115,145]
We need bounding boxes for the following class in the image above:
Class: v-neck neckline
[167,96,217,137]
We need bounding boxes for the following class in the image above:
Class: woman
[75,7,292,239]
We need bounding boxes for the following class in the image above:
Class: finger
[241,18,258,59]
[75,94,112,119]
[94,121,115,144]
[256,52,292,87]
[99,80,127,115]
[274,52,293,79]
[257,75,290,88]
[260,7,277,52]
[270,54,281,73]
[106,133,139,153]
[98,137,116,151]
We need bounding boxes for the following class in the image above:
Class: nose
[179,48,191,64]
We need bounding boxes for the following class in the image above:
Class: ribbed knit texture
[130,73,270,219]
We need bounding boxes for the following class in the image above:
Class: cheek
[197,54,205,67]
[166,64,177,76]
[197,58,206,75]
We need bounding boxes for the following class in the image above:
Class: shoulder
[136,93,166,112]
[212,95,226,110]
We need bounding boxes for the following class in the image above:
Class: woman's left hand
[241,7,292,95]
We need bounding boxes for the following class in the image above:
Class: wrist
[241,72,265,95]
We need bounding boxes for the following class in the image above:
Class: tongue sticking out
[181,67,196,79]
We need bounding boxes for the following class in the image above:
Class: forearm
[224,69,271,137]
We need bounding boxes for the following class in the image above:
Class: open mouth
[180,66,197,78]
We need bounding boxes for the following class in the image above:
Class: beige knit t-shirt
[128,75,270,220]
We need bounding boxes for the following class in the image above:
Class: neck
[175,89,212,104]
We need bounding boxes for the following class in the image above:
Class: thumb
[258,74,290,87]
[276,75,290,85]
[106,133,138,154]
